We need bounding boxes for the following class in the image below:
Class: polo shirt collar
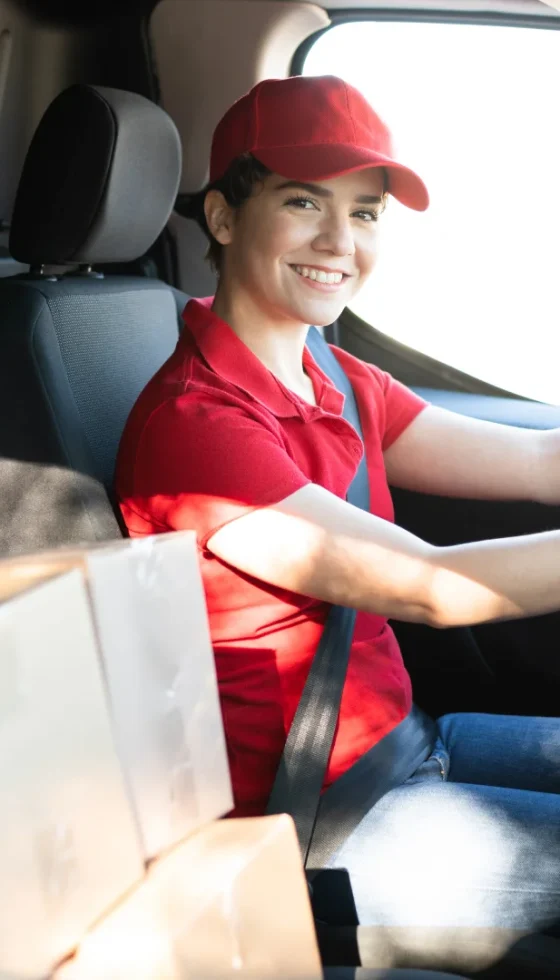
[182,297,344,420]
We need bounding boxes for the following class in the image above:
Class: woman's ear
[204,190,235,246]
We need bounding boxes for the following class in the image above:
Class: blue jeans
[325,713,560,971]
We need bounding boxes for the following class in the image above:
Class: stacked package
[0,532,321,980]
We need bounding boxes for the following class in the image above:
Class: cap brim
[253,143,429,212]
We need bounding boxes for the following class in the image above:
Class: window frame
[292,5,560,77]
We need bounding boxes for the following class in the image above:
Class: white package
[85,531,233,858]
[0,569,144,979]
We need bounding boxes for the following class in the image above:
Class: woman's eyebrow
[275,180,331,197]
[274,180,383,204]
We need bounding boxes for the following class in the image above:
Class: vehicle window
[303,20,560,404]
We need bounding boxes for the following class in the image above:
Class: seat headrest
[10,84,182,267]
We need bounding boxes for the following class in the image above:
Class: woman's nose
[314,216,355,256]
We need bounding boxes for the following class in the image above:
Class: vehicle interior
[1,0,560,977]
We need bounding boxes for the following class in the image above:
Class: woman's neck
[211,284,316,404]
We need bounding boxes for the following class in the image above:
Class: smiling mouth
[291,265,349,285]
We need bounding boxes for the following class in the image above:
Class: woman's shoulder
[326,342,428,448]
[326,342,393,399]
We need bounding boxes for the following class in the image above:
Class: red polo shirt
[116,298,428,816]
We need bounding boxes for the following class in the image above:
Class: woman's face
[208,167,386,328]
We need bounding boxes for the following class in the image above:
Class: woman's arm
[208,483,560,628]
[383,404,554,503]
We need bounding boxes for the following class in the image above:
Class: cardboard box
[55,814,322,980]
[0,569,144,979]
[1,532,233,860]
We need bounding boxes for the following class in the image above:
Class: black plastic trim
[340,308,532,400]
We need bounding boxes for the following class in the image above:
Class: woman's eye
[283,198,382,221]
[285,196,317,210]
[353,209,380,223]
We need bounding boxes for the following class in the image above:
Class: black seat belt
[266,326,371,863]
[266,327,436,870]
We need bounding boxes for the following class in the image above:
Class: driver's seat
[0,83,187,557]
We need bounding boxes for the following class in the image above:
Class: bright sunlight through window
[304,20,560,404]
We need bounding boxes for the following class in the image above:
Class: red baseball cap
[210,74,429,211]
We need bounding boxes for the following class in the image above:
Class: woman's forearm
[428,530,560,627]
[209,484,560,629]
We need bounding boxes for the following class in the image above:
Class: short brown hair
[178,153,271,272]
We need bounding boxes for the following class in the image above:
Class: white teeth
[293,266,344,285]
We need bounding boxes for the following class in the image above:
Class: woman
[116,75,560,971]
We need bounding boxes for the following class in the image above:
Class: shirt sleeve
[123,392,311,546]
[324,344,428,455]
[367,364,429,451]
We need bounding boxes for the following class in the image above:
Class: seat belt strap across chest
[265,326,370,863]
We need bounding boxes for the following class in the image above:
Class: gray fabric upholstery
[0,81,189,557]
[10,85,182,266]
[0,458,120,557]
[37,280,181,488]
[0,275,188,556]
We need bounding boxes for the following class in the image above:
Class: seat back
[0,84,186,556]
